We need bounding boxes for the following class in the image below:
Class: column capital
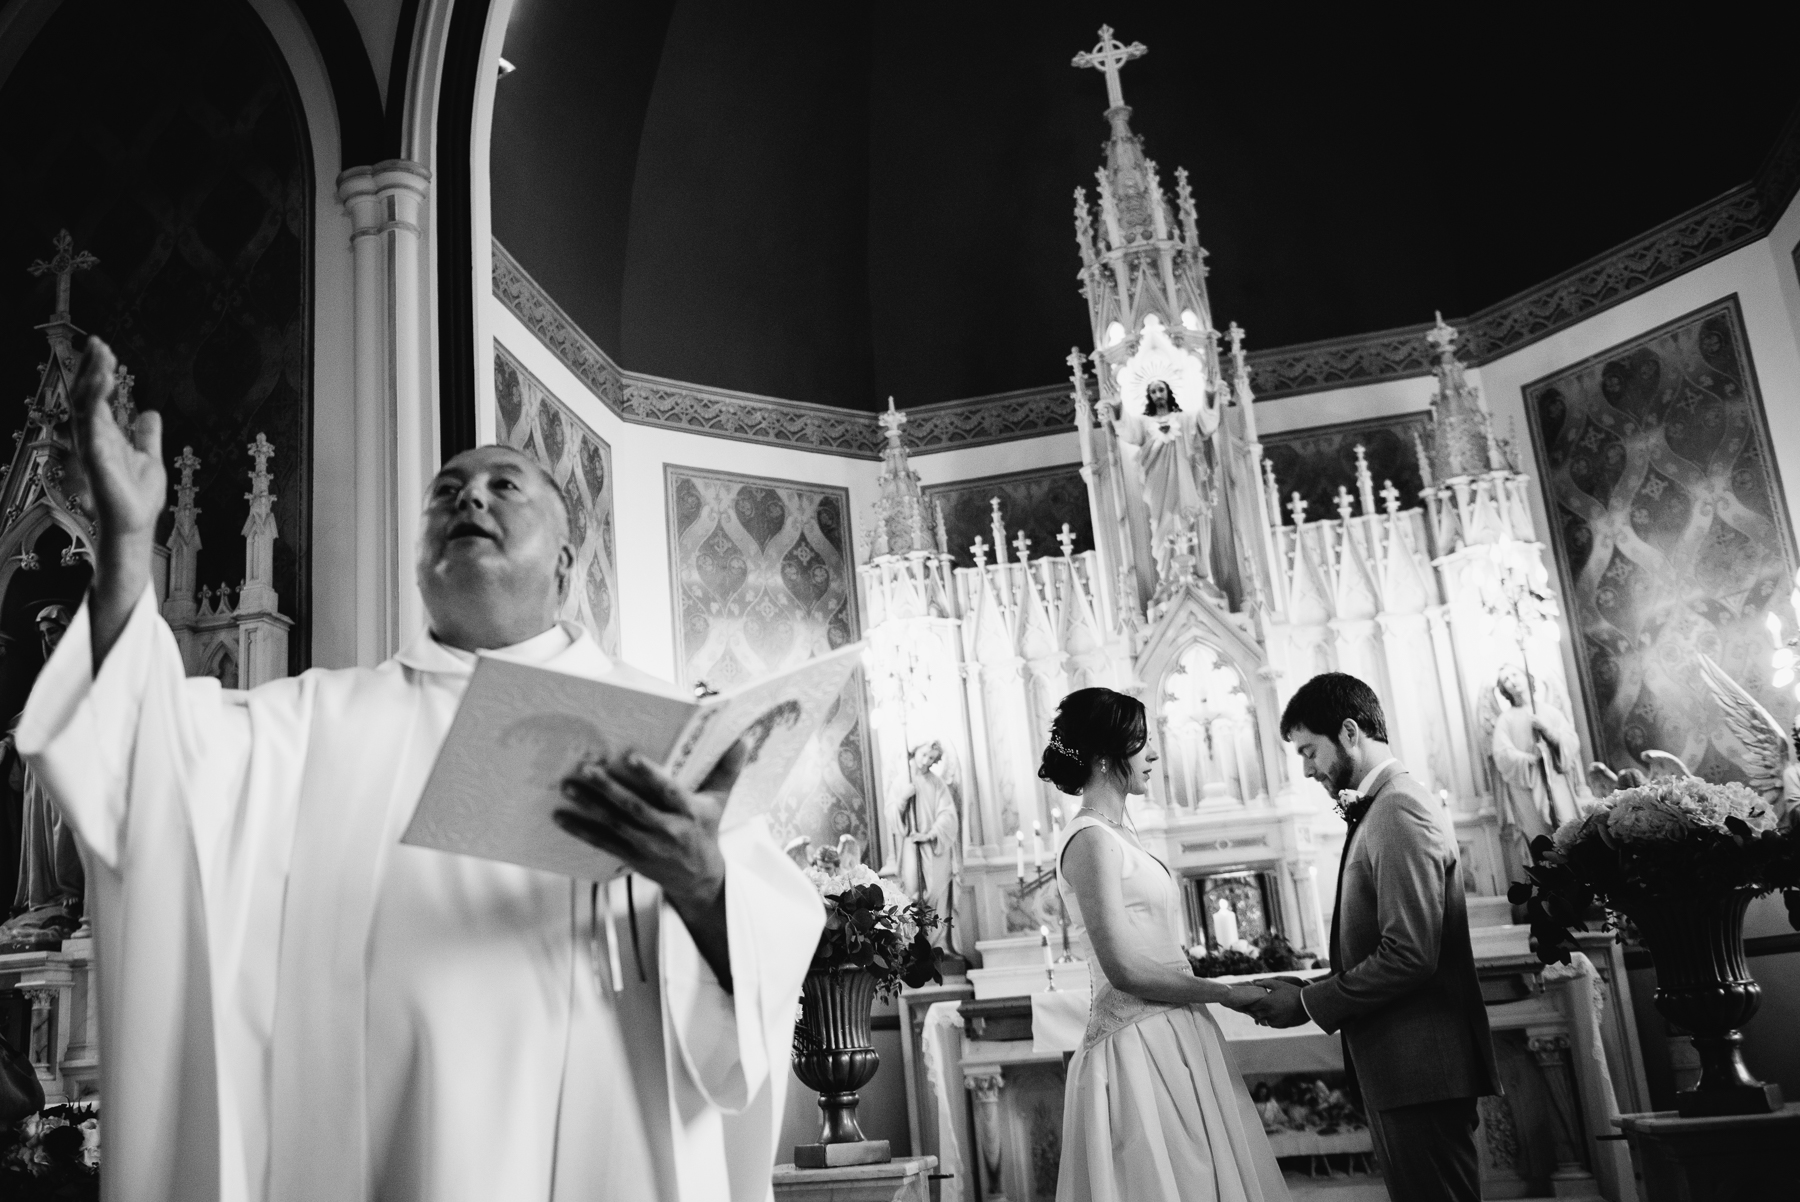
[335,158,432,202]
[964,1070,1004,1098]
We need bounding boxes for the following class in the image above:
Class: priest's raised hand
[20,335,823,1202]
[65,336,165,670]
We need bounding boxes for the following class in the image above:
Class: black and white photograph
[0,3,1797,1200]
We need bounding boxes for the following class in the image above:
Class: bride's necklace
[1077,804,1137,837]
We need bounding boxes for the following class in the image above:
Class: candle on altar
[1015,831,1025,881]
[1051,805,1063,840]
[1032,820,1044,870]
[1040,925,1053,972]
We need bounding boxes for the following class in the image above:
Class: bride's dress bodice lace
[1055,814,1193,1050]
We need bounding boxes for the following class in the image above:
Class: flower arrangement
[1189,932,1313,979]
[1,1102,99,1198]
[802,850,943,998]
[1510,775,1800,963]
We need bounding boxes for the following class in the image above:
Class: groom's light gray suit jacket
[1301,762,1498,1111]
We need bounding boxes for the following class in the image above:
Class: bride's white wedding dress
[1055,815,1289,1202]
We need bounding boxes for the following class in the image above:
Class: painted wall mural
[664,465,874,855]
[1261,412,1431,520]
[1523,296,1797,780]
[923,464,1093,568]
[494,345,619,654]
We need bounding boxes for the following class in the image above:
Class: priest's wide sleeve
[660,817,823,1114]
[16,586,276,1202]
[18,585,256,871]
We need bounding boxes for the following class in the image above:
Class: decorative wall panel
[1261,413,1431,521]
[494,345,619,654]
[923,465,1093,568]
[664,466,874,853]
[1522,296,1796,777]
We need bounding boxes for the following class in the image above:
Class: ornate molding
[1753,103,1800,223]
[1244,184,1767,399]
[1247,327,1437,398]
[904,385,1074,451]
[490,241,625,415]
[494,239,1076,457]
[1460,185,1764,359]
[620,377,881,457]
[495,169,1775,440]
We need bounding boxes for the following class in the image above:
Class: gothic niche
[0,0,313,673]
[1158,642,1264,808]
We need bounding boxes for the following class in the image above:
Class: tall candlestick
[1016,831,1026,882]
[1032,820,1044,870]
[1041,925,1053,972]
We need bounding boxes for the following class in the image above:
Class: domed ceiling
[491,0,1796,411]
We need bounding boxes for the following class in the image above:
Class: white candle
[1015,831,1025,881]
[1051,805,1063,841]
[1040,925,1053,973]
[1032,820,1044,870]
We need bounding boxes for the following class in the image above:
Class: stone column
[1527,1032,1601,1198]
[1286,858,1327,954]
[17,964,73,1104]
[1424,605,1480,799]
[966,1070,1008,1202]
[335,160,433,664]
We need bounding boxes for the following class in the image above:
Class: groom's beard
[1323,742,1355,794]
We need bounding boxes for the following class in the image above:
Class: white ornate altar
[861,28,1641,1200]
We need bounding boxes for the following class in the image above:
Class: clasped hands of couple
[1223,975,1311,1029]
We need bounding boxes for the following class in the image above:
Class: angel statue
[881,740,961,954]
[1695,653,1800,821]
[1112,377,1221,581]
[1482,662,1585,863]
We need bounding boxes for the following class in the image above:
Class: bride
[1043,687,1289,1202]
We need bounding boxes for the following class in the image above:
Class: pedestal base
[1674,1081,1783,1118]
[774,1155,935,1202]
[794,1139,892,1169]
[1614,1104,1800,1202]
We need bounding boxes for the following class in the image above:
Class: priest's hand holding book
[555,740,748,991]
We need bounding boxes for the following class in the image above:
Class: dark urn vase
[1632,887,1784,1117]
[791,968,891,1167]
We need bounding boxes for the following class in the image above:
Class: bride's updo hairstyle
[1037,687,1147,795]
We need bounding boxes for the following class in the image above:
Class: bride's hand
[1220,984,1268,1011]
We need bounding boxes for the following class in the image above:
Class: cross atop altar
[1071,25,1146,111]
[28,230,98,324]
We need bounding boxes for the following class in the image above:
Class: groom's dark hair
[1280,673,1388,743]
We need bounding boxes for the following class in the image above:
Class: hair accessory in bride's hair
[1047,730,1081,760]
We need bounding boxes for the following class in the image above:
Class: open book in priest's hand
[402,641,865,880]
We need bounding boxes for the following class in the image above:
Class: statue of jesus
[1112,379,1220,580]
[21,337,822,1202]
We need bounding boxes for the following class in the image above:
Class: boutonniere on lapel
[1335,789,1371,826]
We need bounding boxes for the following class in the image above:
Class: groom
[1247,673,1496,1202]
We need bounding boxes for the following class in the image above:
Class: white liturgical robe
[18,588,823,1202]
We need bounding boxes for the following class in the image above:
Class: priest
[19,338,824,1202]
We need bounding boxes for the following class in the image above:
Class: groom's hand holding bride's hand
[1221,984,1270,1011]
[1244,979,1310,1028]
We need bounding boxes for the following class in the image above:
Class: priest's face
[417,446,574,650]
